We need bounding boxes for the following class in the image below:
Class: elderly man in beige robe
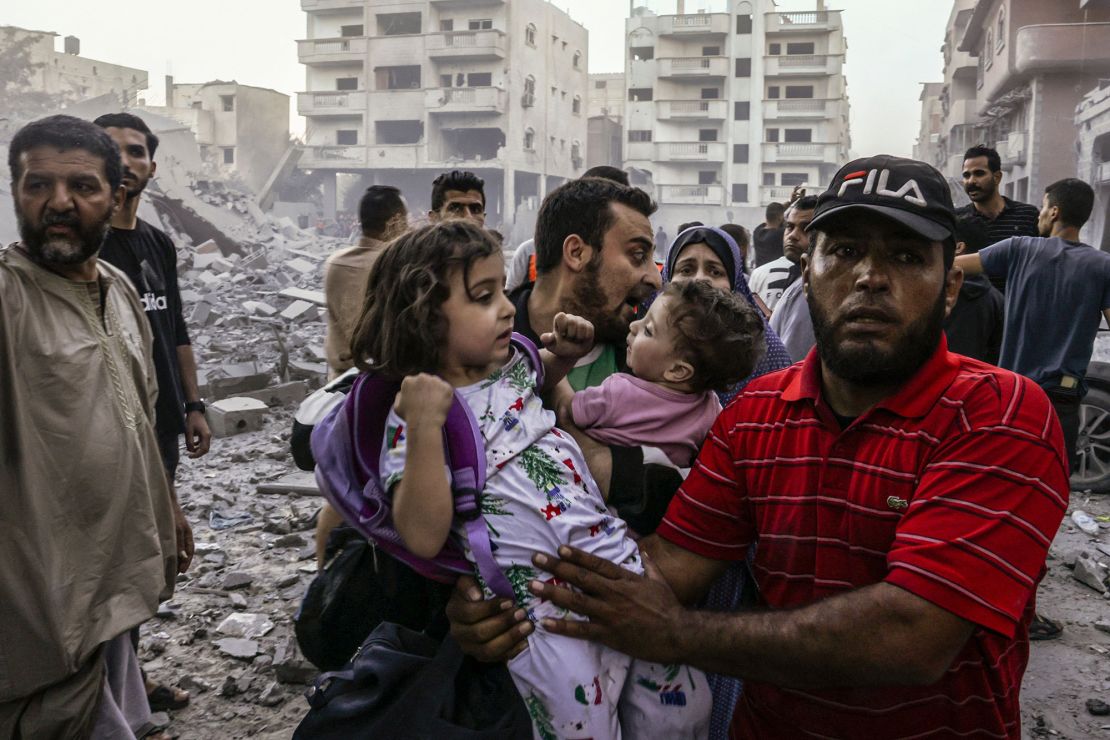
[0,115,178,739]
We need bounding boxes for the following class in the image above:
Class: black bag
[291,368,358,471]
[294,526,452,671]
[292,622,532,740]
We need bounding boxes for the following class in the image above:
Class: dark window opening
[734,101,750,120]
[768,86,780,99]
[440,19,453,31]
[784,129,812,142]
[762,173,776,186]
[467,72,492,87]
[628,87,654,102]
[440,74,452,87]
[733,144,749,163]
[702,46,720,56]
[736,14,752,34]
[698,170,718,185]
[468,19,493,30]
[376,65,422,90]
[375,120,422,145]
[377,12,421,36]
[628,130,652,142]
[767,128,780,142]
[781,173,809,186]
[785,85,815,98]
[699,129,718,142]
[786,42,815,55]
[732,183,748,203]
[340,24,364,37]
[441,127,504,161]
[595,80,607,89]
[336,77,359,90]
[336,130,358,146]
[222,147,235,164]
[220,95,235,112]
[735,58,751,77]
[769,43,781,55]
[630,46,654,61]
[700,87,720,100]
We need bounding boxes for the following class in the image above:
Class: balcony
[657,13,730,37]
[300,0,362,9]
[655,141,728,162]
[657,56,729,79]
[767,11,836,33]
[426,30,506,61]
[762,142,840,163]
[299,145,368,168]
[657,99,728,120]
[297,90,367,116]
[1015,23,1110,75]
[658,184,724,205]
[1098,161,1110,184]
[764,54,837,76]
[761,186,797,203]
[429,0,503,6]
[764,98,833,118]
[996,132,1027,169]
[297,36,368,65]
[425,87,506,115]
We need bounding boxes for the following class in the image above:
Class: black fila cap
[808,155,958,242]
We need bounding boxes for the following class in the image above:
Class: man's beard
[810,285,946,387]
[123,172,149,201]
[18,208,111,267]
[570,257,638,345]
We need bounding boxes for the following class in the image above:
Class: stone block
[280,300,318,322]
[207,397,269,438]
[193,252,221,270]
[278,287,326,306]
[242,300,279,317]
[287,359,328,387]
[285,257,315,274]
[195,239,220,254]
[237,381,308,408]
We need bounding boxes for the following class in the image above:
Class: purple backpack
[311,334,543,601]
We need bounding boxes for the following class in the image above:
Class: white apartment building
[623,0,851,226]
[296,0,589,228]
[0,26,147,106]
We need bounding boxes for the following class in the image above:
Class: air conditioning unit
[521,93,535,108]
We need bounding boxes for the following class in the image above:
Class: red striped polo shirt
[657,338,1068,739]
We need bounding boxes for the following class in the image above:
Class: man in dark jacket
[944,217,1003,364]
[751,202,785,267]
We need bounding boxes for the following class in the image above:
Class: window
[525,23,536,46]
[700,87,719,100]
[595,80,607,89]
[467,72,492,87]
[784,128,812,142]
[698,170,717,185]
[996,8,1005,52]
[768,86,781,99]
[222,147,235,164]
[377,65,421,90]
[769,43,781,55]
[630,46,654,61]
[762,172,776,186]
[736,14,752,34]
[468,19,492,30]
[92,66,98,76]
[340,24,364,37]
[985,29,993,68]
[191,101,203,110]
[735,58,751,77]
[733,144,749,163]
[732,183,749,203]
[375,120,422,144]
[440,20,453,31]
[628,130,652,143]
[628,87,653,102]
[220,95,235,112]
[781,173,808,186]
[336,77,359,90]
[766,128,780,142]
[786,42,815,55]
[377,12,421,36]
[522,75,536,106]
[336,130,358,146]
[573,51,582,69]
[524,127,535,150]
[734,101,750,120]
[572,95,582,115]
[699,129,718,142]
[440,74,452,87]
[785,85,814,98]
[702,46,720,56]
[571,141,582,167]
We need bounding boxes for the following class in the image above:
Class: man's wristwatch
[184,401,206,415]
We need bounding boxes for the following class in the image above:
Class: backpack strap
[443,395,516,601]
[510,333,544,389]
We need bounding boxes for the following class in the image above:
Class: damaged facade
[297,0,589,241]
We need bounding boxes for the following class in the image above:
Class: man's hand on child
[541,312,595,360]
[395,373,454,428]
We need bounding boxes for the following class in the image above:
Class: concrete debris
[222,571,254,591]
[1073,552,1108,594]
[217,613,275,640]
[1088,698,1110,716]
[208,397,270,438]
[214,638,259,661]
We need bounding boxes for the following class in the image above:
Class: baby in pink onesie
[559,280,767,468]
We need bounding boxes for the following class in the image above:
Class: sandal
[1029,613,1063,641]
[147,684,190,711]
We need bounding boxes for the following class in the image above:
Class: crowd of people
[2,109,1108,740]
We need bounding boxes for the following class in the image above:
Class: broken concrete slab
[242,301,279,318]
[222,571,254,590]
[255,471,320,497]
[195,239,220,254]
[1073,552,1108,594]
[236,381,308,408]
[277,287,326,306]
[216,612,275,640]
[287,360,328,385]
[284,257,315,274]
[280,300,318,322]
[214,638,259,661]
[208,397,269,437]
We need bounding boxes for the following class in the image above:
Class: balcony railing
[765,98,830,117]
[763,142,839,162]
[297,91,368,114]
[426,30,506,60]
[657,99,728,120]
[425,86,506,114]
[658,184,724,205]
[655,141,728,162]
[761,186,797,203]
[771,11,833,31]
[300,145,369,167]
[765,54,835,76]
[297,36,368,63]
[1098,161,1110,184]
[300,0,362,9]
[657,13,730,36]
[657,56,729,78]
[997,132,1027,168]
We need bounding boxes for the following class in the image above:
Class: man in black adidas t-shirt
[96,112,209,712]
[956,145,1039,293]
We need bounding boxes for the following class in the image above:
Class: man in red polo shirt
[454,155,1069,738]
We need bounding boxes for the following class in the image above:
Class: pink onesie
[570,373,722,467]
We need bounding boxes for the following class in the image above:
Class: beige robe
[0,246,176,704]
[323,236,386,379]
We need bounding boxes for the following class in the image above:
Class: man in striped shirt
[523,156,1069,738]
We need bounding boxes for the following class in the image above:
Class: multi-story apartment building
[1077,82,1110,251]
[623,0,851,226]
[927,0,1110,203]
[913,82,945,167]
[296,0,589,228]
[0,26,147,106]
[588,72,626,170]
[141,79,291,194]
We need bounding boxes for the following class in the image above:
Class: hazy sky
[3,0,951,157]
